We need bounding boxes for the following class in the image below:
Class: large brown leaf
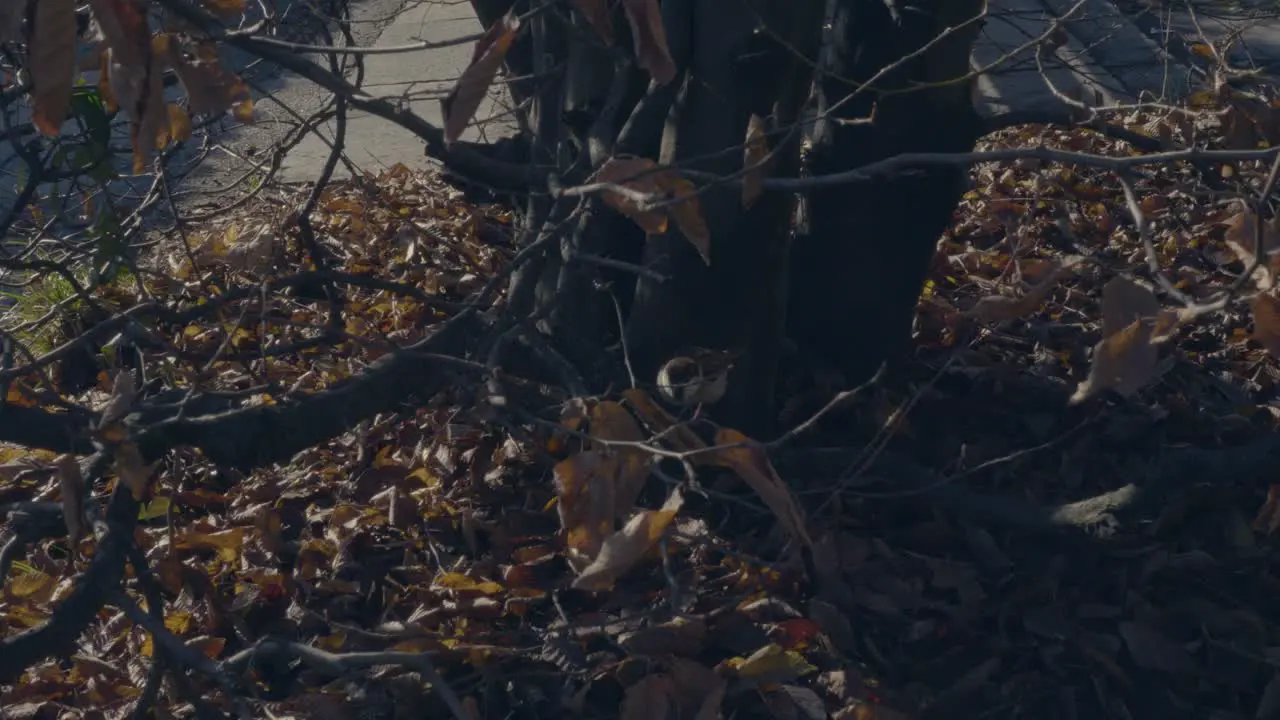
[164,37,253,120]
[29,0,78,136]
[88,0,166,172]
[442,13,519,144]
[593,156,712,264]
[621,0,675,84]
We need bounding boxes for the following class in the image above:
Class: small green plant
[1,272,85,357]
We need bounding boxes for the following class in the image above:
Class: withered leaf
[56,455,85,545]
[1254,291,1280,359]
[442,13,519,144]
[554,450,615,568]
[621,674,678,720]
[702,428,812,549]
[572,487,683,591]
[966,261,1073,324]
[588,400,652,518]
[742,114,770,209]
[29,0,78,136]
[166,39,253,121]
[593,156,711,264]
[1101,275,1160,339]
[621,0,676,84]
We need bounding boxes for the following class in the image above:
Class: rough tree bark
[469,0,984,435]
[791,0,985,388]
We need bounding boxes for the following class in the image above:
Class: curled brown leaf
[621,0,676,84]
[442,13,519,144]
[29,0,78,136]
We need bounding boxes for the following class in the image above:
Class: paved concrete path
[276,0,515,183]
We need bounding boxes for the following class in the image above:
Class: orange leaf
[29,0,78,136]
[621,0,676,84]
[442,13,519,144]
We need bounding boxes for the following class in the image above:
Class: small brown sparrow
[655,348,736,408]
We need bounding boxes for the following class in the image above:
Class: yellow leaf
[6,571,56,603]
[728,644,817,685]
[434,572,505,595]
[30,0,78,136]
[174,527,247,563]
[138,495,171,521]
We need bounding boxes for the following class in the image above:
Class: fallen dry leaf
[1223,203,1280,290]
[669,658,726,720]
[702,428,812,549]
[29,0,78,136]
[1101,275,1160,338]
[56,455,85,546]
[966,261,1072,323]
[1254,291,1280,358]
[114,441,156,501]
[1070,317,1162,404]
[572,487,683,591]
[554,450,616,570]
[621,0,676,84]
[99,370,137,428]
[621,674,678,720]
[442,13,519,144]
[587,400,652,518]
[727,643,817,685]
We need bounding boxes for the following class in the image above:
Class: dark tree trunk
[466,0,985,436]
[790,0,985,387]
